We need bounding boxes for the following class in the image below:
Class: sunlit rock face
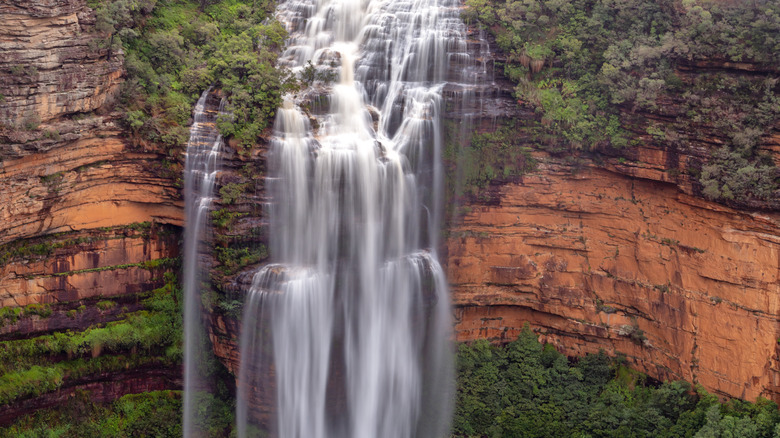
[0,0,183,309]
[447,155,780,403]
[0,0,123,130]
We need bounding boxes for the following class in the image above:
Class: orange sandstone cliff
[446,145,780,404]
[0,0,183,419]
[0,0,183,308]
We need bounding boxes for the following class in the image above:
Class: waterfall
[182,89,225,437]
[237,0,474,436]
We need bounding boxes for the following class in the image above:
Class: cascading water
[182,89,226,437]
[237,0,477,436]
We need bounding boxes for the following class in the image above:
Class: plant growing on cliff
[94,0,157,58]
[0,390,185,437]
[700,147,778,204]
[464,0,780,199]
[209,20,297,151]
[88,0,291,159]
[453,326,780,437]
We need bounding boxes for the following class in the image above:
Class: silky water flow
[183,89,227,437]
[235,0,484,436]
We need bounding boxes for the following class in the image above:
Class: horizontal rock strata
[447,156,780,402]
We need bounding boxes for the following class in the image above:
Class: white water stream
[236,0,479,436]
[182,89,225,437]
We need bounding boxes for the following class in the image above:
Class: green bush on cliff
[88,0,290,157]
[453,326,780,437]
[0,274,182,394]
[463,0,779,204]
[0,355,170,407]
[209,20,297,152]
[214,244,268,276]
[0,388,242,438]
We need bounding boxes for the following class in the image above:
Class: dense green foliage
[0,288,180,372]
[7,325,780,437]
[88,0,293,157]
[0,388,243,438]
[0,390,183,438]
[454,326,780,438]
[0,271,182,407]
[463,0,779,205]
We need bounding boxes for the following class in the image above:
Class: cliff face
[440,9,780,402]
[0,0,122,129]
[0,0,183,422]
[0,0,182,299]
[447,149,780,402]
[0,0,182,243]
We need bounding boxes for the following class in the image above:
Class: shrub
[95,301,117,311]
[453,325,775,437]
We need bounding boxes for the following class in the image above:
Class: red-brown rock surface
[0,227,178,308]
[446,154,780,402]
[0,0,184,420]
[0,0,122,127]
[0,0,183,291]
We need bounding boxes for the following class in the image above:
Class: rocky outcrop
[0,0,183,293]
[0,117,184,246]
[0,225,178,309]
[0,0,122,128]
[446,154,780,402]
[205,141,269,380]
[0,0,181,246]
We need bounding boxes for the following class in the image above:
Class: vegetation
[0,388,243,438]
[0,355,165,407]
[8,325,780,437]
[212,208,247,229]
[0,390,184,438]
[214,244,267,276]
[463,0,779,205]
[0,303,52,327]
[87,0,295,158]
[454,326,780,438]
[0,270,182,404]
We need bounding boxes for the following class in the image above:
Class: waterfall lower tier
[235,0,488,436]
[238,253,452,437]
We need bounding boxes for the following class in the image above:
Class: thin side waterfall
[237,0,477,436]
[182,89,226,437]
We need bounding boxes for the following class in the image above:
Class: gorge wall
[438,5,780,401]
[444,30,780,402]
[1,0,779,425]
[0,0,183,421]
[446,154,780,402]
